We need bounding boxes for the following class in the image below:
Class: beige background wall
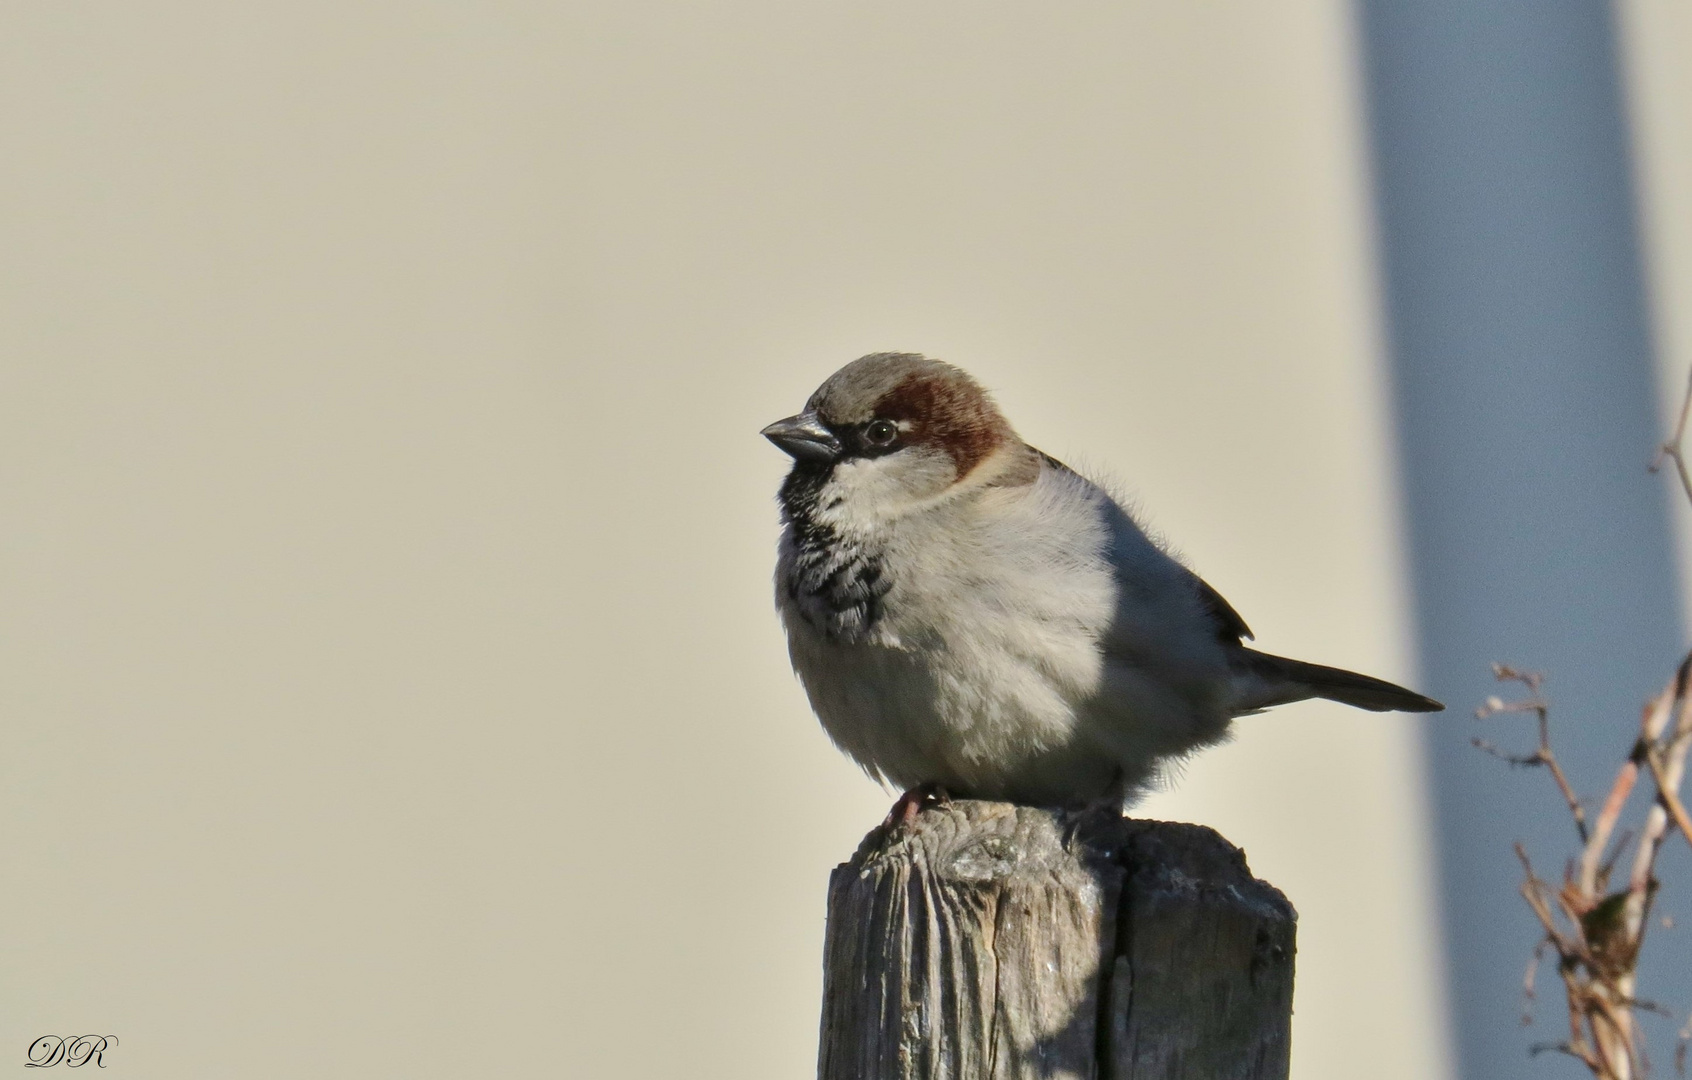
[0,4,1453,1077]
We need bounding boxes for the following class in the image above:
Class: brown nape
[984,442,1043,487]
[874,371,1014,478]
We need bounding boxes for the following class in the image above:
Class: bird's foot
[880,782,951,832]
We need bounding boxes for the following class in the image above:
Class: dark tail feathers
[1239,649,1444,713]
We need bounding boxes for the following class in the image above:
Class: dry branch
[1480,656,1692,1079]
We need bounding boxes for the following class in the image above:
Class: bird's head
[762,353,1027,518]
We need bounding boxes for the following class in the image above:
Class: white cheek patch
[815,449,959,529]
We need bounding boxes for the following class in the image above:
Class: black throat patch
[777,464,891,644]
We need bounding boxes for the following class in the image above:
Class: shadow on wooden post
[818,800,1296,1080]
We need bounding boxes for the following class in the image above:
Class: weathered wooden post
[818,800,1296,1080]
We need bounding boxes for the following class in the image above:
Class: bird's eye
[865,419,898,446]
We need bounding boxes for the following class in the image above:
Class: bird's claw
[880,782,951,832]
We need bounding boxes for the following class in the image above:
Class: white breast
[777,464,1129,804]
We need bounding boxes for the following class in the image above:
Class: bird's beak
[761,411,842,462]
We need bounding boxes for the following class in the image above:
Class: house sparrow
[763,352,1441,813]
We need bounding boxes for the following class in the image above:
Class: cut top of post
[818,800,1296,1080]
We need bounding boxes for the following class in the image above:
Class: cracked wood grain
[818,801,1295,1080]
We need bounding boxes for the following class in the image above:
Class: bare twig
[1587,756,1644,897]
[1524,940,1547,1025]
[1650,364,1692,506]
[1676,1011,1690,1075]
[1645,749,1692,854]
[1479,666,1588,844]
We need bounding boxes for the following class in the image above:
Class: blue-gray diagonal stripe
[1354,1,1689,1076]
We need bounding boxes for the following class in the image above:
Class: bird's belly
[785,615,1121,806]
